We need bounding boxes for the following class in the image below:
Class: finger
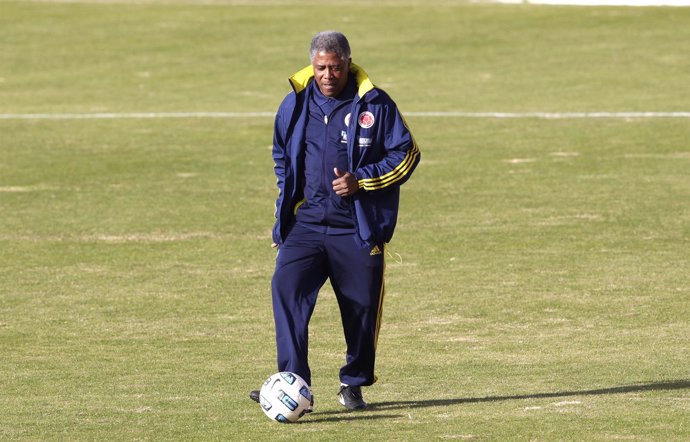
[332,177,346,189]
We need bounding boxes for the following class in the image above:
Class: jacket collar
[288,62,375,99]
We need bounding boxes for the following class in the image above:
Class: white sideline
[485,0,690,5]
[0,112,275,120]
[407,112,690,118]
[1,111,690,120]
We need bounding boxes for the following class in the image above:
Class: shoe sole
[339,394,367,410]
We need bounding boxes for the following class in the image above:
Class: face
[312,51,350,98]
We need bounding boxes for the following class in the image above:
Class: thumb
[334,167,343,177]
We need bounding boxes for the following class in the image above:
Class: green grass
[1,1,689,440]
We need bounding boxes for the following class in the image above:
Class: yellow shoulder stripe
[358,142,420,191]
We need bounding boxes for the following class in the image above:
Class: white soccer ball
[259,372,313,423]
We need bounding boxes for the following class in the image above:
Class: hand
[332,168,359,197]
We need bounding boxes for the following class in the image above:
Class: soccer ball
[259,372,313,423]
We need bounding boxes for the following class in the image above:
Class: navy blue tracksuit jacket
[272,63,420,249]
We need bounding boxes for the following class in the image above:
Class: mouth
[319,81,339,96]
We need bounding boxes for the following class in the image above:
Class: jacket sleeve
[273,112,286,214]
[271,99,289,244]
[355,101,420,192]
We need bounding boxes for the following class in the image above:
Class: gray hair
[309,31,351,62]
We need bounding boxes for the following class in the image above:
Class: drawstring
[385,247,403,264]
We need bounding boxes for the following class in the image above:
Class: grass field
[1,1,689,440]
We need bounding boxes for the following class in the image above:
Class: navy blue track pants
[271,223,385,387]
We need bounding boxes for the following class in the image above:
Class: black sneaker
[338,385,367,410]
[249,390,260,403]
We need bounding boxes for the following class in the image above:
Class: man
[250,31,420,411]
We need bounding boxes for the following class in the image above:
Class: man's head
[310,31,351,98]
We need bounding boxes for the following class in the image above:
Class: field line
[407,111,690,118]
[1,111,690,120]
[488,0,690,5]
[0,112,275,120]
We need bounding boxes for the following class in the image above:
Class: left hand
[332,168,359,197]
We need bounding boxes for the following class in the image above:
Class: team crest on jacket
[358,111,375,129]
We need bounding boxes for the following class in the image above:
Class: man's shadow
[306,379,690,422]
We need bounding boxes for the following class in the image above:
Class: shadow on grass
[305,413,405,423]
[308,379,690,420]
